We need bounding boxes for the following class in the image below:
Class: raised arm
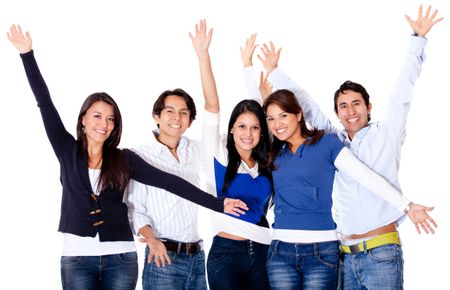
[7,25,73,156]
[335,147,437,234]
[258,41,337,133]
[240,34,273,102]
[385,5,443,136]
[189,19,218,113]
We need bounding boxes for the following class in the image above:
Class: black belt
[161,239,203,255]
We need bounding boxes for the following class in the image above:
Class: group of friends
[7,4,443,290]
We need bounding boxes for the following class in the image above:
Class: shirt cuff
[203,110,220,125]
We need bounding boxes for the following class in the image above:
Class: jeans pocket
[61,256,83,267]
[318,252,340,270]
[117,251,138,265]
[368,244,401,262]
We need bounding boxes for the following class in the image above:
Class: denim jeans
[339,243,404,290]
[60,252,138,290]
[267,240,340,290]
[207,235,270,290]
[142,246,207,290]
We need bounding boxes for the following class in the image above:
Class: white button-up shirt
[125,131,203,242]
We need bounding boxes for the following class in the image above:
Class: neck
[156,133,180,150]
[87,143,103,169]
[237,149,255,168]
[287,134,305,153]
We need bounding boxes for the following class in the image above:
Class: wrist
[404,202,414,214]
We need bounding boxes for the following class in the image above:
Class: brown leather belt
[162,239,203,255]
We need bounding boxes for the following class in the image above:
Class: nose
[173,111,181,120]
[349,105,356,115]
[100,117,108,128]
[273,118,280,130]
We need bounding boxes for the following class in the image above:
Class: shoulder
[320,133,344,148]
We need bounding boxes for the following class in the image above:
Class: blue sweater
[214,159,272,227]
[20,50,224,242]
[272,133,344,231]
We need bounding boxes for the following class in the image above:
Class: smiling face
[266,103,302,144]
[335,90,372,140]
[82,100,115,147]
[153,94,191,142]
[231,111,262,156]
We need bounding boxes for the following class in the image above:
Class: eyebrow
[339,100,361,106]
[92,111,114,117]
[164,105,189,110]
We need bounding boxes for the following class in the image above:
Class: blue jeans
[60,252,138,290]
[267,240,340,290]
[142,246,207,290]
[339,243,404,290]
[207,236,270,290]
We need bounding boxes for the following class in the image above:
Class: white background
[0,0,448,289]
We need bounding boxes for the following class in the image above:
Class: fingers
[147,251,155,265]
[149,251,171,267]
[415,223,421,234]
[424,5,431,18]
[164,252,172,266]
[433,17,444,25]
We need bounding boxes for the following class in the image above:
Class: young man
[126,89,207,290]
[252,5,442,290]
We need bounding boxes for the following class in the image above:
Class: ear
[297,112,302,122]
[230,129,233,134]
[367,102,372,114]
[153,114,160,125]
[82,116,86,127]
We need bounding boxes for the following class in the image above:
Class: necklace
[88,157,102,193]
[156,136,178,150]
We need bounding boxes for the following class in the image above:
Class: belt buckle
[349,243,362,254]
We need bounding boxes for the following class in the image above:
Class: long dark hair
[76,92,130,193]
[263,89,324,170]
[222,99,271,193]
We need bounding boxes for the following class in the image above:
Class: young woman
[8,25,247,290]
[190,20,272,290]
[261,89,436,289]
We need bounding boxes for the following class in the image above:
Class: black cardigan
[20,50,224,242]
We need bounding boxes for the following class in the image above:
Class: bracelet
[404,202,414,214]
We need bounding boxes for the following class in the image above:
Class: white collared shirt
[125,130,203,242]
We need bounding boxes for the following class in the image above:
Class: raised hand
[240,33,258,67]
[224,198,248,217]
[189,19,213,58]
[257,41,282,74]
[406,203,437,234]
[139,236,172,267]
[405,5,443,37]
[259,71,273,101]
[7,24,32,53]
